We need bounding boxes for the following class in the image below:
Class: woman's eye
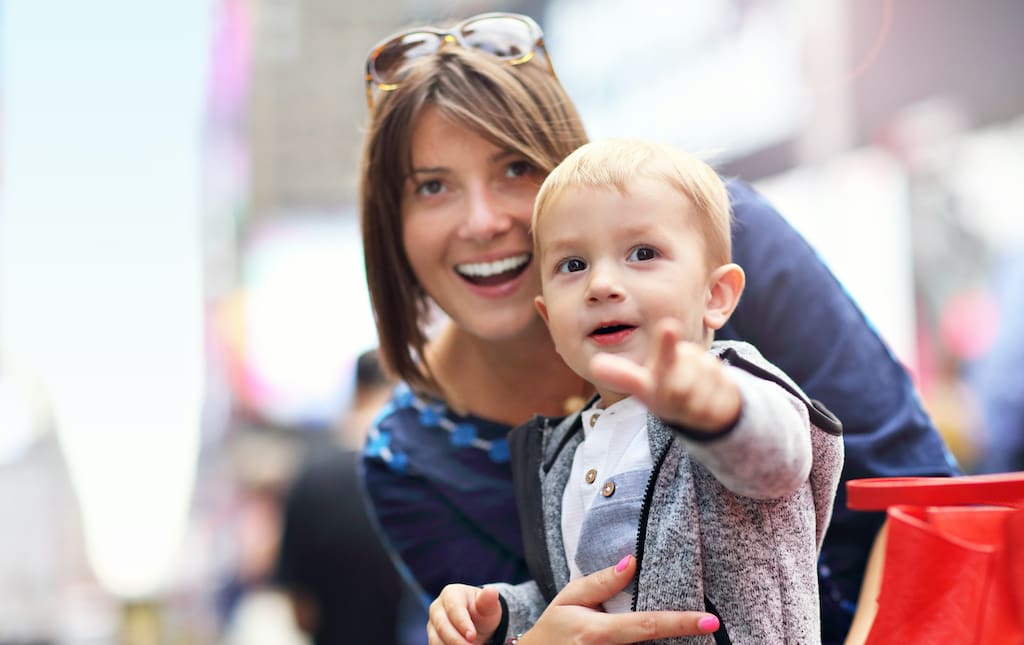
[556,258,587,273]
[628,246,658,262]
[416,179,445,196]
[506,160,533,178]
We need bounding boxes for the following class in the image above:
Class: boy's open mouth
[590,323,636,337]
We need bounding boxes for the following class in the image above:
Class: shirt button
[601,480,616,497]
[589,413,599,428]
[584,469,597,484]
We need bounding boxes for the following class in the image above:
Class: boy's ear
[704,263,745,330]
[534,295,550,325]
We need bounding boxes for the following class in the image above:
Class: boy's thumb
[474,587,502,617]
[471,586,504,637]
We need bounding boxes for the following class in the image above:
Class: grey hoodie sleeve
[680,365,812,499]
[485,579,545,641]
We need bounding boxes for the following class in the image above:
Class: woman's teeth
[456,253,530,278]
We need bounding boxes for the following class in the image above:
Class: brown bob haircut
[359,45,588,393]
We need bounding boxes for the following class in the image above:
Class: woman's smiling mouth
[455,253,531,287]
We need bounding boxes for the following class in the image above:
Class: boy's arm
[590,323,811,499]
[484,579,546,643]
[672,366,812,499]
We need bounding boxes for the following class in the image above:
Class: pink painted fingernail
[615,555,632,572]
[698,616,720,632]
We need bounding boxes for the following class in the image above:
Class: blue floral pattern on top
[362,381,531,608]
[364,383,511,472]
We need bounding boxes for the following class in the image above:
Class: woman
[359,12,956,644]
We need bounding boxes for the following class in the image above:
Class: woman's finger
[516,556,720,645]
[551,554,637,607]
[599,610,721,644]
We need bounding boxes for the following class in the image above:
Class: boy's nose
[586,266,625,303]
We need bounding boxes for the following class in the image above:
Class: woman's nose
[459,186,513,240]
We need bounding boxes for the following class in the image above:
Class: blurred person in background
[967,247,1024,474]
[273,348,408,645]
[358,11,956,643]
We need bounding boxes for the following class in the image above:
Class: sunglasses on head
[364,12,556,110]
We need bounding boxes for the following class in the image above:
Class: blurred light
[940,289,998,361]
[756,147,916,363]
[212,215,378,427]
[1,1,209,598]
[547,0,807,160]
[0,371,43,465]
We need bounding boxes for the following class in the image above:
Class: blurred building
[244,1,400,220]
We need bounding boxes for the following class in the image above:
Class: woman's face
[402,105,546,342]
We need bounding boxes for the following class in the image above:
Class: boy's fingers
[430,586,477,644]
[427,616,468,645]
[650,320,682,377]
[590,354,652,399]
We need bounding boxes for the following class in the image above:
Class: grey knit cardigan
[491,341,844,645]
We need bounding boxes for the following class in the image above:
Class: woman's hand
[517,555,720,644]
[428,584,503,645]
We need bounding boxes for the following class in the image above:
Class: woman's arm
[721,179,957,637]
[364,456,529,599]
[843,521,886,645]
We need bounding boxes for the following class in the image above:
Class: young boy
[429,140,844,644]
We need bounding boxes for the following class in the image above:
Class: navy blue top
[363,179,958,643]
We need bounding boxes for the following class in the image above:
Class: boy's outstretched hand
[590,318,741,434]
[428,584,503,645]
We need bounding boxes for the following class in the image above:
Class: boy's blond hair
[532,139,732,268]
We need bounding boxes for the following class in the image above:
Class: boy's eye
[628,246,658,262]
[556,258,587,273]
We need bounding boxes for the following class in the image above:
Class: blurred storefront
[1,0,1023,642]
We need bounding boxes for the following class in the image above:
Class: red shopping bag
[846,472,1024,645]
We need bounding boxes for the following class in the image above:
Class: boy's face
[534,177,718,394]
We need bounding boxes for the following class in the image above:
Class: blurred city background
[1,0,1023,642]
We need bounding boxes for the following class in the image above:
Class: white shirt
[561,395,653,610]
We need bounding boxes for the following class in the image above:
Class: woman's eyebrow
[408,166,448,175]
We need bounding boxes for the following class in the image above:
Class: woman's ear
[704,263,745,330]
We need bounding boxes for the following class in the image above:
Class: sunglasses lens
[373,32,443,84]
[460,16,536,59]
